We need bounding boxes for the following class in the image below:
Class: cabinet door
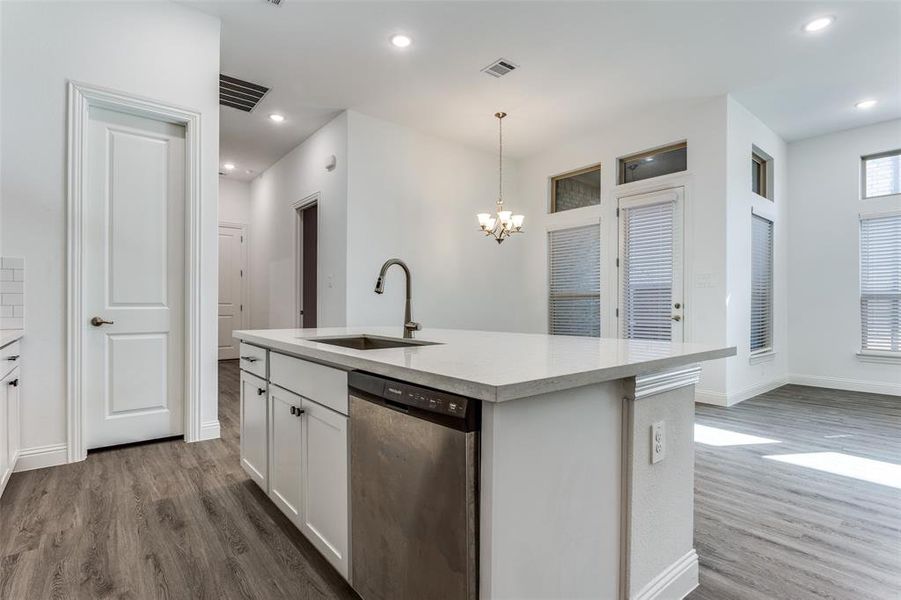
[268,386,304,526]
[6,368,19,467]
[0,375,8,486]
[301,398,349,578]
[239,370,268,490]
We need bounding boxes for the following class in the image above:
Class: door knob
[672,315,682,322]
[90,317,115,327]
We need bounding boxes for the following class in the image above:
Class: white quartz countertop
[234,327,735,402]
[0,329,23,349]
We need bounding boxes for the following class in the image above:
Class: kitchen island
[233,326,734,600]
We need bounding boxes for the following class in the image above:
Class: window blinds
[860,214,901,352]
[548,225,601,337]
[622,201,674,341]
[750,214,774,353]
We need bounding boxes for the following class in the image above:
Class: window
[862,150,901,199]
[750,214,774,353]
[751,149,771,200]
[618,142,687,185]
[550,164,601,213]
[860,214,901,353]
[548,225,600,336]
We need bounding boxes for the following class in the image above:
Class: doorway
[218,222,248,360]
[617,187,685,342]
[295,197,318,328]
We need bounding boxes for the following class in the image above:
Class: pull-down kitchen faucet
[374,258,421,339]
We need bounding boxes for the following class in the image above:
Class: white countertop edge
[0,329,24,349]
[234,329,735,402]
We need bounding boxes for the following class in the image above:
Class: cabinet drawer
[239,343,267,378]
[0,341,20,381]
[270,352,348,415]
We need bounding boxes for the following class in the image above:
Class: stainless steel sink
[304,335,440,350]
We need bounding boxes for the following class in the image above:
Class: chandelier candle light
[478,112,524,243]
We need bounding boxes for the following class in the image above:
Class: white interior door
[83,106,186,450]
[218,223,246,360]
[618,187,684,342]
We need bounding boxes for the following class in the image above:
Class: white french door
[82,106,186,449]
[218,223,247,360]
[618,187,684,342]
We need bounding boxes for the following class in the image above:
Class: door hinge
[240,269,243,277]
[616,207,620,217]
[240,304,243,311]
[616,308,620,317]
[240,235,244,243]
[616,257,620,267]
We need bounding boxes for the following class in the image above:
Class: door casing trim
[292,192,320,328]
[66,81,203,462]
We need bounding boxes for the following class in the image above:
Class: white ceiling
[188,1,901,182]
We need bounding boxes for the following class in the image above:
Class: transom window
[862,150,901,199]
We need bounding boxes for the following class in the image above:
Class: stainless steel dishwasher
[348,371,480,600]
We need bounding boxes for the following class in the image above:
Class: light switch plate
[651,421,665,464]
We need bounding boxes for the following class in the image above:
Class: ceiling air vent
[219,74,270,112]
[265,0,283,5]
[481,58,518,78]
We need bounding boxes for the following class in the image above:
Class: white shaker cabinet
[239,370,268,490]
[300,396,349,578]
[0,366,20,496]
[268,385,305,528]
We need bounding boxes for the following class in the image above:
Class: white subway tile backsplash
[0,318,23,330]
[1,281,23,294]
[1,257,24,269]
[0,257,24,330]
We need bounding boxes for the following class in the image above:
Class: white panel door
[269,386,304,526]
[218,224,246,360]
[240,370,268,490]
[83,106,186,449]
[300,397,349,578]
[618,188,684,342]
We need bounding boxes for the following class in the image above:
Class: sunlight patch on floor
[764,452,901,489]
[694,424,781,447]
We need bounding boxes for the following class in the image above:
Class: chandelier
[477,112,524,243]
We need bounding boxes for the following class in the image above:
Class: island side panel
[479,380,623,600]
[622,365,701,600]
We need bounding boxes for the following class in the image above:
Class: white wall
[249,112,347,329]
[0,2,221,458]
[723,97,789,404]
[787,119,901,395]
[219,177,251,225]
[345,111,530,332]
[513,97,730,397]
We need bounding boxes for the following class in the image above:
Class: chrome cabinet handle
[8,379,18,387]
[290,406,295,415]
[295,407,304,417]
[240,355,259,363]
[90,317,115,327]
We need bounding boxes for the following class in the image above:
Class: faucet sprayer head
[374,276,384,294]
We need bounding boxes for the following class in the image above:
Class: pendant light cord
[497,113,504,207]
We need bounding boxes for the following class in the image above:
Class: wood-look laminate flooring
[687,385,901,600]
[1,363,898,599]
[0,361,359,600]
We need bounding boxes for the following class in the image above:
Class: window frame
[861,149,901,200]
[549,163,602,214]
[749,211,775,356]
[617,141,687,185]
[858,211,901,359]
[751,151,769,200]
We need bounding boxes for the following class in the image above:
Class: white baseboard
[197,420,221,441]
[696,377,787,407]
[633,549,699,600]
[788,374,901,397]
[694,388,728,406]
[14,443,68,472]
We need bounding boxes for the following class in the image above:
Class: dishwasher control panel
[383,383,469,417]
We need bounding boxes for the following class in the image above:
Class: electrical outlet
[651,421,665,464]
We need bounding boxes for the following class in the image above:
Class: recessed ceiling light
[803,16,835,33]
[269,113,285,123]
[644,156,655,162]
[390,34,412,48]
[223,163,235,171]
[855,99,878,110]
